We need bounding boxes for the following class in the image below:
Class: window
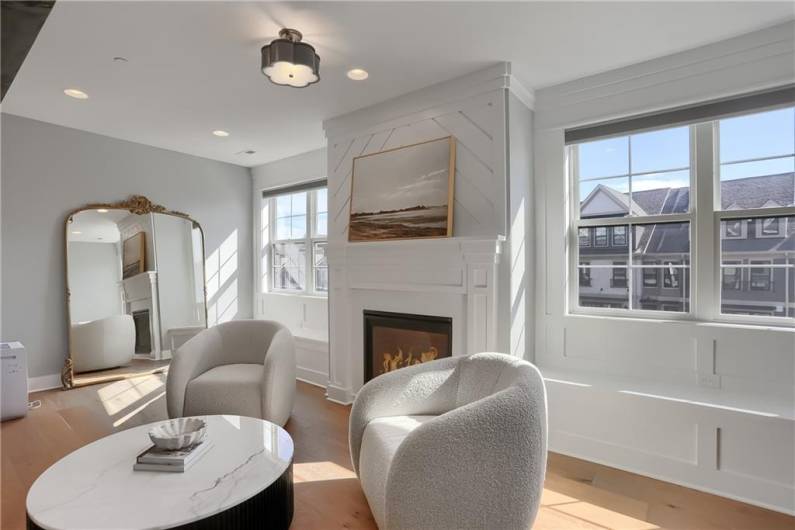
[749,261,773,291]
[722,260,742,291]
[594,227,608,246]
[723,219,745,239]
[570,102,794,323]
[612,226,627,246]
[579,264,591,287]
[642,264,658,287]
[611,264,628,288]
[758,217,780,237]
[264,183,328,294]
[578,228,591,247]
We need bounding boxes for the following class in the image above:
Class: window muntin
[267,187,328,295]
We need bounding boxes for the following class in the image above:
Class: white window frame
[568,112,795,327]
[569,127,695,320]
[263,186,328,297]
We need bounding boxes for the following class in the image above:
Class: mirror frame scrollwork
[62,195,208,389]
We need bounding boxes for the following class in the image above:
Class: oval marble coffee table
[26,415,293,530]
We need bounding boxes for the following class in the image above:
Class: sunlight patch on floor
[294,461,357,483]
[112,391,165,427]
[96,376,164,416]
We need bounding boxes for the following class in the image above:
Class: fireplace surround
[363,310,452,384]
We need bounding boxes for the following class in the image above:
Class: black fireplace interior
[363,310,452,383]
[132,310,151,354]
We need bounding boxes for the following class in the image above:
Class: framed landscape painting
[348,136,455,242]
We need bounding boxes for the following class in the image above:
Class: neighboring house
[579,173,795,316]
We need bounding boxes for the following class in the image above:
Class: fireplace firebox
[132,310,152,354]
[363,310,452,384]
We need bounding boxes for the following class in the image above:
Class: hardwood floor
[2,375,793,530]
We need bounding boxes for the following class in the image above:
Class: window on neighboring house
[759,217,780,237]
[612,226,627,246]
[594,227,608,246]
[578,228,591,247]
[263,182,328,295]
[724,219,744,239]
[611,263,628,288]
[579,264,591,287]
[749,261,773,291]
[642,264,658,287]
[570,100,794,322]
[663,261,682,289]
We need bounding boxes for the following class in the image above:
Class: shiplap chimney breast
[322,63,534,403]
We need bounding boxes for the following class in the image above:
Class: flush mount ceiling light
[261,28,320,88]
[96,209,109,213]
[64,88,88,99]
[347,68,369,81]
[212,130,230,137]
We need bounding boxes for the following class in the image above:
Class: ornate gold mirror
[62,196,207,389]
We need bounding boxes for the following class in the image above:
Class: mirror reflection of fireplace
[132,310,152,354]
[363,310,452,384]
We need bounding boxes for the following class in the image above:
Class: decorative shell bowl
[148,418,206,450]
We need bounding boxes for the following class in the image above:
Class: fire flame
[382,346,439,374]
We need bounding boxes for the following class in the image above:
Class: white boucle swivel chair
[349,352,547,530]
[166,320,296,426]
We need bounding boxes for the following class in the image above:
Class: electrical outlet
[698,373,721,389]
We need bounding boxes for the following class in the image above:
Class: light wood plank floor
[2,375,792,530]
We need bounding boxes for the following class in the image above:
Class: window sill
[540,366,794,421]
[565,311,795,331]
[263,291,327,300]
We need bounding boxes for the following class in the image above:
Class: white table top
[26,415,293,530]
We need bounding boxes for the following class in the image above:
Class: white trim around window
[568,105,795,327]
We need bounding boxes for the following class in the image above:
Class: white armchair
[70,314,135,373]
[349,352,547,530]
[166,320,296,426]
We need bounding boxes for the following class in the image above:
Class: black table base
[28,462,294,530]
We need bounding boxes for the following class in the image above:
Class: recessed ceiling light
[97,209,109,213]
[212,130,230,137]
[71,231,82,235]
[347,68,369,81]
[64,88,88,99]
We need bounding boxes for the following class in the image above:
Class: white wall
[534,22,795,513]
[1,114,253,380]
[67,241,122,324]
[251,147,330,387]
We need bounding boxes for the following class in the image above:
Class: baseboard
[28,374,62,393]
[326,384,354,405]
[296,366,328,388]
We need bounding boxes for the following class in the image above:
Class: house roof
[581,172,795,256]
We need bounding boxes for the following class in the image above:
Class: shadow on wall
[206,229,239,326]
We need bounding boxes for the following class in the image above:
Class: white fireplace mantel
[326,237,504,404]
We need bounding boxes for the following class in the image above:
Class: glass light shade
[261,31,320,88]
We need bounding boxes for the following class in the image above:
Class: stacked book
[134,440,213,472]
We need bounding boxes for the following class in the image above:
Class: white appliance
[1,342,29,421]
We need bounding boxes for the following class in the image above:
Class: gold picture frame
[122,232,146,279]
[348,136,455,242]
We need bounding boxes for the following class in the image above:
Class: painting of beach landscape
[348,136,455,241]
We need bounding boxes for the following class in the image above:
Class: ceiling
[3,1,793,167]
[69,210,127,243]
